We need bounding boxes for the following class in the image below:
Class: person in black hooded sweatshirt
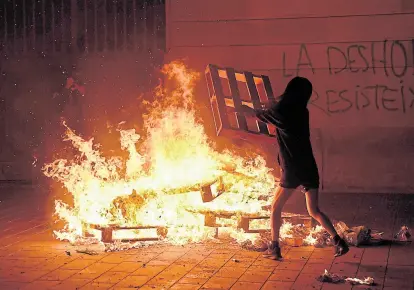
[241,76,349,259]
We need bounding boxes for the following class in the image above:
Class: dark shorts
[279,167,320,191]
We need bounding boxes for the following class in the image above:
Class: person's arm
[241,103,285,129]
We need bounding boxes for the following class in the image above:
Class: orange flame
[43,61,279,246]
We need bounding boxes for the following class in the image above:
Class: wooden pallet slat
[244,71,270,135]
[226,67,248,131]
[207,64,230,132]
[200,177,225,203]
[261,75,276,103]
[87,224,167,243]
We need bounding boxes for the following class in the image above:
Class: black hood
[278,76,313,108]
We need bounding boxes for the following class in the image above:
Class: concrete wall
[165,0,414,193]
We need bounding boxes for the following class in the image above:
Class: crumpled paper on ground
[317,270,375,286]
[317,269,345,283]
[335,221,372,246]
[394,225,411,242]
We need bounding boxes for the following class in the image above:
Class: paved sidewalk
[0,184,413,290]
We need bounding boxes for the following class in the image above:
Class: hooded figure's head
[279,76,313,109]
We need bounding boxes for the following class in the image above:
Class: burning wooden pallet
[205,64,277,143]
[86,224,168,243]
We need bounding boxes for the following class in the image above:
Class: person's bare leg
[271,186,295,241]
[263,186,295,259]
[304,188,337,236]
[305,188,349,256]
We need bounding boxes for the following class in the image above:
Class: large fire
[42,61,321,248]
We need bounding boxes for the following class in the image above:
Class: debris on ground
[317,269,345,284]
[317,270,375,286]
[76,249,99,255]
[65,251,71,256]
[345,276,375,285]
[394,226,411,242]
[254,220,383,249]
[232,259,240,263]
[335,222,373,246]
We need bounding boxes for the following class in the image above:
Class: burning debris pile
[43,61,279,248]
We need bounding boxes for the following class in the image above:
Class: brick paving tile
[230,281,262,290]
[184,267,218,279]
[0,270,50,283]
[170,284,201,290]
[20,280,60,290]
[309,250,335,263]
[360,247,389,263]
[301,262,332,274]
[290,246,314,252]
[39,269,78,281]
[49,278,91,290]
[79,282,114,289]
[358,260,387,273]
[223,257,254,268]
[172,260,199,270]
[321,283,352,290]
[179,253,207,262]
[157,251,186,261]
[383,287,413,290]
[235,251,260,259]
[198,258,229,269]
[277,261,306,271]
[178,277,208,285]
[124,253,160,263]
[284,250,313,260]
[113,275,151,288]
[268,269,300,282]
[93,271,129,284]
[200,276,237,289]
[291,273,323,290]
[146,259,174,267]
[383,277,414,289]
[36,258,77,272]
[353,284,383,290]
[1,258,45,269]
[137,285,169,290]
[60,258,96,270]
[237,269,272,283]
[388,244,414,266]
[330,262,359,276]
[248,265,278,272]
[71,262,116,279]
[70,253,107,261]
[252,257,281,267]
[146,266,189,287]
[0,282,29,290]
[131,265,167,277]
[261,281,294,290]
[214,267,246,279]
[168,262,197,272]
[335,248,364,263]
[107,261,145,273]
[99,253,129,264]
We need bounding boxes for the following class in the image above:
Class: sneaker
[263,241,283,260]
[334,237,349,257]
